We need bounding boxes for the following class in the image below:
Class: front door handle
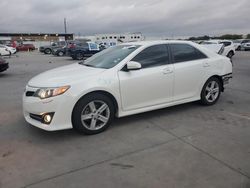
[203,61,210,67]
[162,67,173,74]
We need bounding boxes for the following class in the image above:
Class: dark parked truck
[39,41,68,54]
[70,42,101,60]
[52,47,66,56]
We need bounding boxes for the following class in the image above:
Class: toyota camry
[23,41,232,134]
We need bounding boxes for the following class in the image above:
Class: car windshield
[80,45,140,69]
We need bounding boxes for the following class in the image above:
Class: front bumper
[222,73,232,85]
[23,85,75,131]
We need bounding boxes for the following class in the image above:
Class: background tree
[215,34,243,40]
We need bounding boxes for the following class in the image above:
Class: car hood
[28,63,106,87]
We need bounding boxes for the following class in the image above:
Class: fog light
[42,112,55,124]
[44,114,52,123]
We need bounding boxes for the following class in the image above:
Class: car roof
[122,40,194,46]
[208,39,233,43]
[122,40,220,58]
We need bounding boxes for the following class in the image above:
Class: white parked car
[233,40,243,50]
[0,45,11,56]
[242,42,250,51]
[201,40,235,58]
[233,39,250,50]
[200,43,224,55]
[5,45,17,54]
[23,41,232,134]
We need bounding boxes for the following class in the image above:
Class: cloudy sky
[0,0,249,37]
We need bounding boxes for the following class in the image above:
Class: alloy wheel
[81,100,110,131]
[58,52,64,56]
[205,81,219,103]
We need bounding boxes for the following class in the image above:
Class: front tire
[72,94,115,135]
[58,51,64,56]
[200,77,222,105]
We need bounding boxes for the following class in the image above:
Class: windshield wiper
[78,62,95,67]
[84,64,95,67]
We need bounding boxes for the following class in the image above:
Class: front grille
[26,91,35,97]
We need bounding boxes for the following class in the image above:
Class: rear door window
[170,44,207,63]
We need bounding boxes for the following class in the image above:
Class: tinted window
[88,43,99,50]
[219,41,231,47]
[242,40,250,44]
[132,44,169,68]
[170,44,207,63]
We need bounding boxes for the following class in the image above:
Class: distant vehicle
[0,57,9,72]
[200,43,224,55]
[233,40,243,50]
[16,44,35,52]
[0,46,11,56]
[233,39,250,50]
[23,40,232,134]
[0,45,17,54]
[52,47,66,56]
[40,41,74,54]
[201,40,235,58]
[51,41,87,56]
[242,42,250,51]
[70,42,101,60]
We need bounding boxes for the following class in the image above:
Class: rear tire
[76,53,84,60]
[200,77,222,105]
[227,51,234,58]
[44,48,52,54]
[72,93,115,135]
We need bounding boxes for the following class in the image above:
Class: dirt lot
[0,51,250,188]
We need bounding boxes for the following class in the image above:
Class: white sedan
[0,45,11,56]
[6,45,17,54]
[201,40,235,58]
[23,41,232,134]
[0,45,16,55]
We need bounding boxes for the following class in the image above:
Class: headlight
[35,86,70,99]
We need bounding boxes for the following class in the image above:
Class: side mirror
[126,61,142,71]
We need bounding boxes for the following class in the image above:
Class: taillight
[218,46,224,55]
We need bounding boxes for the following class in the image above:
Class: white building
[75,32,144,47]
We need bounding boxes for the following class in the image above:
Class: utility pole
[64,18,67,34]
